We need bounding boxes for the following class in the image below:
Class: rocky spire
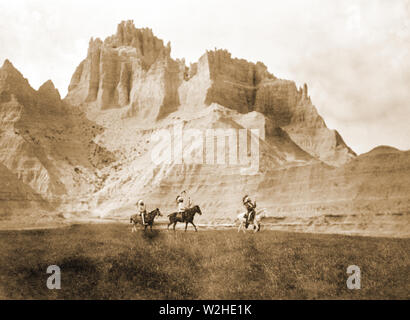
[2,59,14,70]
[37,80,63,110]
[104,20,168,69]
[65,20,179,114]
[1,59,26,80]
[302,83,309,99]
[0,59,36,106]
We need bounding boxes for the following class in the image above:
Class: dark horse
[167,205,202,232]
[130,208,162,232]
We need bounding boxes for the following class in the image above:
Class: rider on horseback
[176,191,191,221]
[243,195,256,226]
[137,199,148,225]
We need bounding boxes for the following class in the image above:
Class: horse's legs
[150,224,153,232]
[238,221,246,233]
[242,222,246,233]
[190,221,197,232]
[185,222,188,232]
[251,222,260,233]
[173,222,177,231]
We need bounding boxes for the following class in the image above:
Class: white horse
[237,209,266,233]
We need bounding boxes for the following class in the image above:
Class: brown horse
[167,205,202,232]
[130,208,162,232]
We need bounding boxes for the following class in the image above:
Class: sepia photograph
[0,0,409,306]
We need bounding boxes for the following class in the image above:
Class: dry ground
[0,223,408,299]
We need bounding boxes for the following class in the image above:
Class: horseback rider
[243,195,256,226]
[137,199,148,225]
[176,191,191,221]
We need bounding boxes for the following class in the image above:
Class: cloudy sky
[0,0,409,154]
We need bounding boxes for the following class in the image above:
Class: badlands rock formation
[66,21,181,121]
[0,60,114,226]
[66,21,354,166]
[0,21,409,236]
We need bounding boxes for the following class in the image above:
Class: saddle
[176,212,184,220]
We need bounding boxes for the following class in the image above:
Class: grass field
[0,223,408,299]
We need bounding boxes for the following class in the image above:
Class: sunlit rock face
[1,20,408,236]
[0,60,114,218]
[66,20,182,121]
[179,49,356,165]
[66,21,354,165]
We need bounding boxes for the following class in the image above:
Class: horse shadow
[141,229,162,241]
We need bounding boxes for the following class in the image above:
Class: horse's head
[130,215,137,224]
[195,205,202,215]
[156,208,162,217]
[149,208,161,217]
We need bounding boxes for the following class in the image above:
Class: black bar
[0,300,405,319]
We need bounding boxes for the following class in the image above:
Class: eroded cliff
[1,21,408,236]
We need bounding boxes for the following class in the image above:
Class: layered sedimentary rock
[61,21,408,237]
[254,146,410,236]
[181,49,356,166]
[0,60,114,215]
[1,21,408,236]
[88,118,410,236]
[0,162,46,216]
[66,21,354,166]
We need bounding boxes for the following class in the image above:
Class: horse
[237,209,266,233]
[167,205,202,232]
[130,208,162,232]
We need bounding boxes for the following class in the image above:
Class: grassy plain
[0,224,408,299]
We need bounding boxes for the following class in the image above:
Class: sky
[0,0,409,154]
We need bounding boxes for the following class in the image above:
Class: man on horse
[176,190,191,221]
[137,199,148,225]
[243,195,256,227]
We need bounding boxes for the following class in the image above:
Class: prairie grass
[0,224,408,299]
